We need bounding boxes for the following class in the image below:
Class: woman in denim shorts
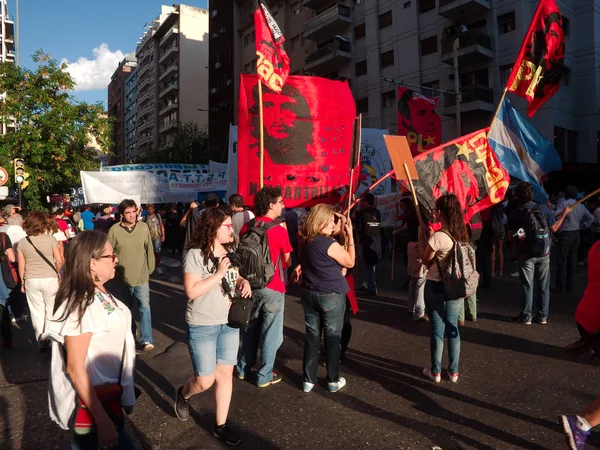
[174,206,251,446]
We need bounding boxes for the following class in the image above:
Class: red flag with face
[397,87,442,157]
[254,0,290,92]
[238,74,357,208]
[506,0,565,117]
[412,129,510,222]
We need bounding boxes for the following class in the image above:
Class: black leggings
[341,299,352,356]
[0,304,12,345]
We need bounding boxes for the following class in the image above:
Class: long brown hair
[53,231,108,323]
[435,194,469,242]
[187,206,233,264]
[22,210,48,236]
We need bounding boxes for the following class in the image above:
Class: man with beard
[108,199,156,351]
[250,83,315,166]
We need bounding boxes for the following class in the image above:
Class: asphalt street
[1,253,599,450]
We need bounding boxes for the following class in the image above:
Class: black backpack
[235,219,277,290]
[519,206,551,258]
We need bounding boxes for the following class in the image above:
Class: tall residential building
[225,0,600,165]
[124,68,138,162]
[107,53,137,165]
[1,0,15,136]
[131,4,209,161]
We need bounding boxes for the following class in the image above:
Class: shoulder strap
[0,233,5,254]
[26,236,58,274]
[439,227,455,242]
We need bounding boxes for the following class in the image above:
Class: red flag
[238,74,356,208]
[397,87,442,157]
[254,0,290,92]
[506,0,565,117]
[412,129,510,222]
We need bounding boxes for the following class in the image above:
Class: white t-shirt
[0,225,26,251]
[426,230,454,282]
[48,290,136,430]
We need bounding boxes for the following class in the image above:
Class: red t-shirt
[55,219,69,233]
[240,217,293,293]
[576,241,600,333]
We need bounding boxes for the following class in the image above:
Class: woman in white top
[420,194,469,384]
[48,231,136,450]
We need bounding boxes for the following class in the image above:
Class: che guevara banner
[506,0,565,117]
[254,0,290,92]
[238,74,356,208]
[412,129,510,222]
[397,87,442,157]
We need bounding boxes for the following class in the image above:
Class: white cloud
[62,43,125,92]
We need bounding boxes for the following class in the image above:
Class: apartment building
[124,68,138,162]
[107,53,137,165]
[224,0,600,165]
[127,4,209,162]
[1,0,15,136]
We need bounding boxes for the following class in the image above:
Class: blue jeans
[360,255,377,293]
[556,231,579,291]
[236,288,284,385]
[0,273,10,307]
[124,283,152,345]
[409,276,426,320]
[301,290,346,383]
[71,427,135,450]
[425,280,461,374]
[518,255,550,321]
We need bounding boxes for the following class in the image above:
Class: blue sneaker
[560,415,590,450]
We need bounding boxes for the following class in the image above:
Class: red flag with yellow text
[397,87,442,157]
[238,74,357,208]
[412,129,510,222]
[254,0,290,92]
[506,0,565,117]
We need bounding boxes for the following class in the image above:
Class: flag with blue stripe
[488,97,562,204]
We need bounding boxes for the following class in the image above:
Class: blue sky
[13,0,208,107]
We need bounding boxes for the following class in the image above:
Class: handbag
[25,236,58,274]
[0,233,18,289]
[228,295,255,329]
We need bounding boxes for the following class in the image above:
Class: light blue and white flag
[488,97,562,204]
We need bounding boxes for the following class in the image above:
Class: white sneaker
[156,267,163,275]
[423,368,441,383]
[328,377,346,392]
[143,342,155,351]
[302,382,315,393]
[511,271,519,278]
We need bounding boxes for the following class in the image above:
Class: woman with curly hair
[174,206,251,446]
[419,194,469,384]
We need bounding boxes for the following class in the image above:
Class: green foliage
[136,121,226,164]
[0,51,112,209]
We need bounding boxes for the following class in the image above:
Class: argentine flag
[488,97,562,204]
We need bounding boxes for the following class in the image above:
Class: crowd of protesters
[0,180,599,448]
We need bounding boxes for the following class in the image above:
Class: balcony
[159,120,177,134]
[443,84,494,116]
[304,40,351,73]
[5,51,15,60]
[160,26,178,48]
[4,34,14,51]
[439,0,490,22]
[137,88,154,105]
[440,31,493,65]
[304,4,352,42]
[159,63,178,82]
[159,45,178,64]
[159,81,178,99]
[159,100,178,117]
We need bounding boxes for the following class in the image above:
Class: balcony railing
[304,4,351,41]
[305,40,351,65]
[441,31,491,54]
[445,85,493,107]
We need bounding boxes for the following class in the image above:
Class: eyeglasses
[98,253,117,262]
[221,223,233,229]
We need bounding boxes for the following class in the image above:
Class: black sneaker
[509,316,532,325]
[174,385,190,421]
[214,424,242,446]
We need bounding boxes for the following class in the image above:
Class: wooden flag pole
[488,88,508,136]
[258,81,265,188]
[403,163,423,227]
[391,180,401,283]
[347,114,362,219]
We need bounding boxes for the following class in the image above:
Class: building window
[355,60,368,77]
[554,126,577,161]
[462,68,489,87]
[419,0,435,13]
[292,1,301,16]
[498,11,516,35]
[356,97,369,114]
[562,15,570,37]
[422,80,439,98]
[404,1,411,8]
[354,23,366,41]
[382,91,396,109]
[500,64,513,85]
[380,50,394,69]
[420,36,438,56]
[563,67,571,86]
[379,11,393,30]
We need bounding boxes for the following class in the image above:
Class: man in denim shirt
[554,186,594,293]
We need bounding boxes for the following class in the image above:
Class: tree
[136,121,226,164]
[0,51,112,209]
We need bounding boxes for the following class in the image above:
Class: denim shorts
[152,238,162,253]
[187,323,240,377]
